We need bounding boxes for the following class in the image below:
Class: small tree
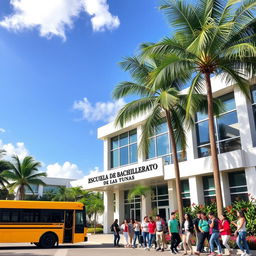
[128,185,152,202]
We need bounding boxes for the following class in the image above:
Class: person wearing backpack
[111,219,120,247]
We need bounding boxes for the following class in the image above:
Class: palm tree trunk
[94,212,97,234]
[205,72,223,217]
[165,110,183,224]
[19,186,25,200]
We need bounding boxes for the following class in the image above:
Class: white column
[234,87,256,149]
[186,126,197,160]
[38,185,44,198]
[220,172,231,207]
[168,180,178,213]
[141,190,152,218]
[137,125,144,163]
[114,190,124,225]
[103,190,114,234]
[103,139,110,171]
[189,176,204,205]
[245,167,256,199]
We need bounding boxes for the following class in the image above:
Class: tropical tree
[84,192,104,234]
[52,187,76,201]
[0,150,12,188]
[128,185,152,202]
[143,0,256,216]
[0,155,46,200]
[112,55,221,223]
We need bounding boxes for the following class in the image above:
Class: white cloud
[0,140,29,160]
[0,128,6,133]
[0,0,120,40]
[73,97,126,123]
[71,166,100,187]
[46,161,84,179]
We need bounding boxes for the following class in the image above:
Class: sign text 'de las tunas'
[86,159,163,189]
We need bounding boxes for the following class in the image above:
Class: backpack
[110,224,114,232]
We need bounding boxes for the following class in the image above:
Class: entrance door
[130,209,141,221]
[158,207,169,221]
[64,210,74,243]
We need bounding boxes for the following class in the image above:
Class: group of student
[111,210,251,256]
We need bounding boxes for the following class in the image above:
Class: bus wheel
[39,232,57,248]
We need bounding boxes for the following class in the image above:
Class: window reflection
[196,92,241,158]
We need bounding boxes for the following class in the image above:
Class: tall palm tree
[113,55,220,223]
[1,155,46,200]
[143,0,256,216]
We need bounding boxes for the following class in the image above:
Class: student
[148,217,156,251]
[181,213,194,255]
[155,215,164,251]
[195,212,210,255]
[232,210,251,256]
[121,219,129,248]
[141,216,149,249]
[219,214,232,255]
[128,219,135,248]
[111,219,120,247]
[168,212,181,254]
[193,211,202,249]
[133,219,141,248]
[208,212,222,256]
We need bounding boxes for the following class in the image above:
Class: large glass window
[110,129,137,169]
[203,175,216,205]
[43,185,61,194]
[228,171,248,202]
[181,180,191,207]
[124,190,141,221]
[152,184,169,209]
[251,85,256,128]
[196,92,241,158]
[146,120,186,165]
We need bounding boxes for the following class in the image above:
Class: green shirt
[168,219,179,233]
[198,219,209,232]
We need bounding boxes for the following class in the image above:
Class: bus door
[64,210,74,243]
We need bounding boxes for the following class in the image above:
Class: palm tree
[85,192,104,234]
[128,185,152,202]
[52,187,75,201]
[143,0,256,216]
[113,55,219,223]
[0,155,46,200]
[0,150,12,189]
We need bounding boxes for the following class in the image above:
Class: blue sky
[0,0,171,179]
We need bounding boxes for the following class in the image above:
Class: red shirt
[220,220,231,236]
[123,224,128,232]
[148,221,156,234]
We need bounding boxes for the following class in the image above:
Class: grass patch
[87,227,103,234]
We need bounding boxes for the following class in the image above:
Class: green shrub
[87,227,103,234]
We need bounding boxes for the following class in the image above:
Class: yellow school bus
[0,200,88,248]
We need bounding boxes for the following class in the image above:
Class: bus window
[75,210,84,233]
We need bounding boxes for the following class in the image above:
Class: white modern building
[83,76,256,233]
[24,177,74,199]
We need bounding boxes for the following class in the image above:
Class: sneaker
[194,252,200,256]
[161,248,164,252]
[171,250,177,254]
[156,248,161,251]
[241,253,246,256]
[174,248,179,254]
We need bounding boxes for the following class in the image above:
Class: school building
[83,76,256,233]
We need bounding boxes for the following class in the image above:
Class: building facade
[83,76,256,233]
[24,177,73,199]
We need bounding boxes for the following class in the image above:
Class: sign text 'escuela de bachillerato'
[87,159,163,188]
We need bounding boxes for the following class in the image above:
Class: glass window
[181,180,191,207]
[151,184,169,210]
[120,146,128,166]
[156,134,170,156]
[111,136,119,150]
[25,184,38,194]
[43,185,61,194]
[129,143,138,164]
[110,129,137,168]
[124,190,141,221]
[228,171,248,202]
[203,176,216,205]
[196,92,241,158]
[111,150,119,168]
[147,118,185,165]
[120,132,129,147]
[196,120,209,145]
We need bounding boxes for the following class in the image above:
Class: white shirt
[141,221,149,232]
